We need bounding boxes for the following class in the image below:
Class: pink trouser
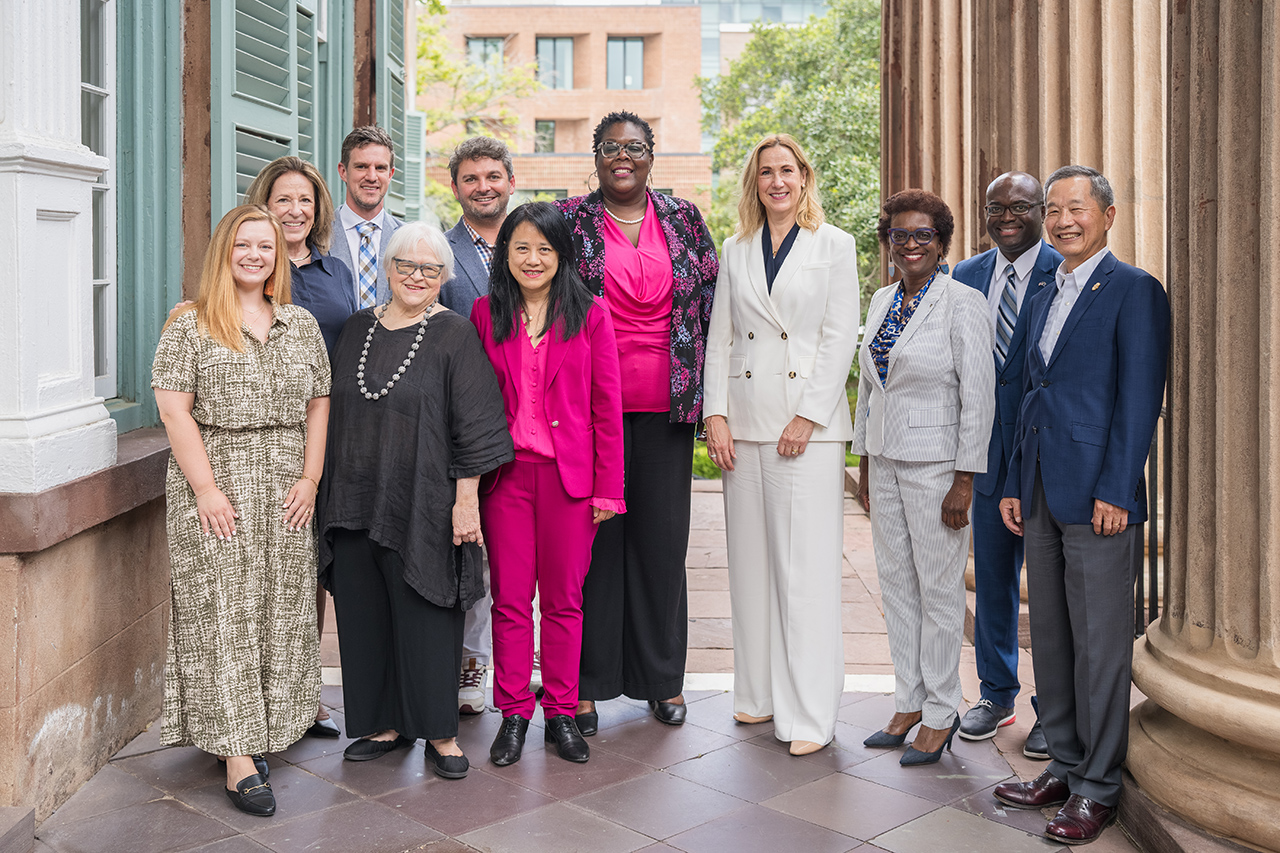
[481,457,598,719]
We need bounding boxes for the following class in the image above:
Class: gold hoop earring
[587,169,599,192]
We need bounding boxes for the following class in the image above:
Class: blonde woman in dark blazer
[704,134,860,756]
[853,189,995,766]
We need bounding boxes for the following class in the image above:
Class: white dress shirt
[986,242,1043,332]
[1039,247,1111,362]
[339,205,388,271]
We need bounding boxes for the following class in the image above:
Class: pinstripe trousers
[724,441,846,746]
[868,455,968,729]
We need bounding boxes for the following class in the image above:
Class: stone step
[0,808,34,853]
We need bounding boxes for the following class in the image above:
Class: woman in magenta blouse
[557,111,719,734]
[471,202,625,767]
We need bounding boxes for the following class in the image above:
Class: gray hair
[384,221,455,284]
[448,136,514,184]
[1045,165,1115,210]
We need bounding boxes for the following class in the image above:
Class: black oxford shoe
[544,714,590,762]
[490,715,530,766]
[994,769,1070,809]
[648,699,687,726]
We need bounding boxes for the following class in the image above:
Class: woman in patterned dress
[152,205,331,817]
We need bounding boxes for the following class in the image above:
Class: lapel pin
[1092,282,1102,291]
[1038,281,1047,287]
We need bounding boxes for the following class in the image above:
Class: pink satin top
[601,195,674,413]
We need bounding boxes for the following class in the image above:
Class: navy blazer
[440,217,492,314]
[952,242,1062,496]
[1003,251,1170,525]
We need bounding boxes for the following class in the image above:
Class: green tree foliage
[699,0,881,302]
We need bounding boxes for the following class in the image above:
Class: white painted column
[0,0,117,492]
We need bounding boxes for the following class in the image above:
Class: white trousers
[462,553,492,666]
[724,441,846,745]
[868,455,968,729]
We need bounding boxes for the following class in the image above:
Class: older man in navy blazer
[952,172,1060,757]
[439,136,516,716]
[994,166,1169,845]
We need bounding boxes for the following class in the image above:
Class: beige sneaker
[458,657,487,715]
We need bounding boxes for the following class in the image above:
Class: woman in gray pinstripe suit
[852,190,995,766]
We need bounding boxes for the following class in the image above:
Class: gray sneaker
[958,698,1015,741]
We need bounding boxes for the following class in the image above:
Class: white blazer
[704,222,861,442]
[851,274,995,471]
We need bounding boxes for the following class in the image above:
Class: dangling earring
[888,261,896,278]
[587,169,599,193]
[939,260,950,275]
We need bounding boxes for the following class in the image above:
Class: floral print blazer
[556,190,719,423]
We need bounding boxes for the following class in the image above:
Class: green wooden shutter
[296,4,316,162]
[378,0,407,218]
[403,110,425,222]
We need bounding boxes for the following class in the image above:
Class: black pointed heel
[900,715,961,766]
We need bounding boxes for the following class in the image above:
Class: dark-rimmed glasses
[984,202,1043,217]
[393,258,445,280]
[596,141,650,159]
[887,227,938,246]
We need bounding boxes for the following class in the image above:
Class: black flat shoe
[544,714,590,762]
[342,734,414,762]
[305,717,341,738]
[575,709,599,737]
[490,715,530,766]
[217,754,269,779]
[900,716,961,766]
[648,699,686,726]
[225,773,275,816]
[424,741,469,779]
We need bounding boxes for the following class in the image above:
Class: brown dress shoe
[993,769,1070,809]
[1045,794,1115,845]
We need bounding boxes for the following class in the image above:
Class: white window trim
[83,0,118,400]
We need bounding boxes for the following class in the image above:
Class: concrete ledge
[1120,770,1258,853]
[0,429,168,554]
[0,807,33,853]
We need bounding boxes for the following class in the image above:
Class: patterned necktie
[995,265,1018,368]
[356,221,378,308]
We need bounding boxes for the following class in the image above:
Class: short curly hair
[592,111,654,152]
[877,189,955,258]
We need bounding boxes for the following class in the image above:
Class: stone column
[1127,1,1280,849]
[0,0,116,492]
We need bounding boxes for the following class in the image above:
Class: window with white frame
[82,0,116,399]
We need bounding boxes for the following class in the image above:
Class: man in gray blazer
[331,126,403,307]
[440,136,515,715]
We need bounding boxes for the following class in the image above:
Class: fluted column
[1128,1,1280,848]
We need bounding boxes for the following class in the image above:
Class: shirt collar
[461,218,490,248]
[1055,246,1110,292]
[1002,241,1043,282]
[340,204,384,234]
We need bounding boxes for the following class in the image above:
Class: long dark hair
[488,201,594,343]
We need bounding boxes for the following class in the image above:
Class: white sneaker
[458,657,487,715]
[528,649,543,693]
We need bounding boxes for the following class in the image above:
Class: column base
[0,414,115,493]
[1127,700,1280,852]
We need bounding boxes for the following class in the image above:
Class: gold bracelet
[301,475,319,489]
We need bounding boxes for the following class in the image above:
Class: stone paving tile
[668,741,833,803]
[40,764,163,826]
[295,744,439,798]
[457,802,651,853]
[570,770,745,839]
[268,710,353,765]
[590,713,738,769]
[666,803,861,853]
[374,765,556,836]
[686,616,733,649]
[869,806,1051,853]
[471,733,653,800]
[38,798,235,853]
[685,648,735,673]
[248,799,444,853]
[686,590,731,618]
[743,720,881,773]
[111,722,166,760]
[843,632,895,667]
[951,782,1060,837]
[185,839,274,853]
[114,745,228,793]
[686,567,729,591]
[676,690,774,741]
[843,749,1014,806]
[171,764,361,834]
[761,773,940,841]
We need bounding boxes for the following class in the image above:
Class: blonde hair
[244,156,336,254]
[735,134,826,237]
[165,205,292,352]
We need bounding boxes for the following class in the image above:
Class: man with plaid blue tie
[332,126,403,307]
[951,172,1061,757]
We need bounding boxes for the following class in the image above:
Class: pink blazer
[470,296,625,502]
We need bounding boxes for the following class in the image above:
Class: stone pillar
[0,0,116,492]
[1127,1,1280,849]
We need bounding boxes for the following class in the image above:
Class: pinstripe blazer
[851,274,995,471]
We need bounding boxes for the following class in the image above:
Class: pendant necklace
[357,300,436,400]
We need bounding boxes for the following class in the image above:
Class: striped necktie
[356,221,378,308]
[995,265,1018,368]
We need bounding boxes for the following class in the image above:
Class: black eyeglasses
[596,141,650,159]
[984,202,1043,217]
[887,228,938,246]
[393,258,445,280]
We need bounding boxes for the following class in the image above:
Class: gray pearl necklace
[356,301,435,400]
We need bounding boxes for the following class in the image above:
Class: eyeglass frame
[392,258,446,281]
[595,141,652,159]
[886,227,939,246]
[984,201,1044,217]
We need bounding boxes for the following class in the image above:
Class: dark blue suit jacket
[1004,251,1170,525]
[952,242,1062,496]
[440,217,493,315]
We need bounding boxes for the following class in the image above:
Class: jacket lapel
[863,288,894,390]
[1046,252,1114,369]
[745,231,785,327]
[766,227,815,304]
[888,275,946,379]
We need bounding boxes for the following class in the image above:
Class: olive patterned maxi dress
[151,305,331,756]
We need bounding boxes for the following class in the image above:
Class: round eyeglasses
[393,258,445,281]
[596,141,650,159]
[887,227,938,246]
[984,202,1043,217]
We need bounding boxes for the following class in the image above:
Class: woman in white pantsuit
[852,189,994,766]
[704,134,860,756]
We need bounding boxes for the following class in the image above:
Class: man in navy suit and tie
[952,172,1060,757]
[439,136,516,715]
[994,166,1169,844]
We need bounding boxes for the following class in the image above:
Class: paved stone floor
[33,481,1139,852]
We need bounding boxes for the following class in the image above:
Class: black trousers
[330,529,463,741]
[579,412,691,701]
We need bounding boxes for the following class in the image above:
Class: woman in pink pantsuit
[470,202,625,767]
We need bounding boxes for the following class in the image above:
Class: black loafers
[217,754,269,779]
[544,714,590,762]
[305,717,341,738]
[490,715,530,766]
[575,709,599,737]
[424,740,469,779]
[648,700,687,726]
[225,773,275,816]
[342,734,414,762]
